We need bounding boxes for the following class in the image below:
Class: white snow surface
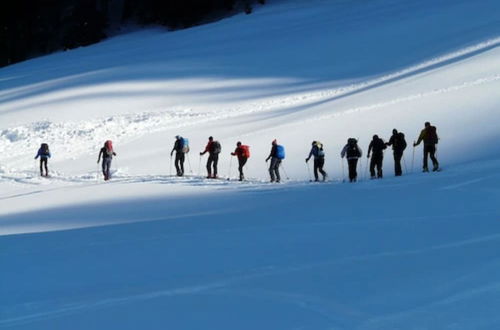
[1,0,500,329]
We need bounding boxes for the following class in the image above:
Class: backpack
[346,139,360,158]
[41,143,50,156]
[241,145,250,158]
[314,142,325,157]
[180,137,190,153]
[211,141,221,154]
[105,140,114,157]
[398,133,407,150]
[276,145,285,159]
[427,126,438,144]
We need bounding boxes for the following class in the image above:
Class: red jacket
[202,141,214,154]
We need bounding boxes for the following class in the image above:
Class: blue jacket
[35,148,51,159]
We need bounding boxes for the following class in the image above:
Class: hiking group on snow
[34,122,440,182]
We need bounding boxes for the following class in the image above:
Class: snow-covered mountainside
[1,0,500,329]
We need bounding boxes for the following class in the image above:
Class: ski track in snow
[1,37,500,178]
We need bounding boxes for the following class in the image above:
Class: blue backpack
[276,145,285,160]
[180,138,189,153]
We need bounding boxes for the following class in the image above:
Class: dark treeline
[0,0,265,68]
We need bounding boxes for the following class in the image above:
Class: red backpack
[105,140,114,156]
[241,145,250,158]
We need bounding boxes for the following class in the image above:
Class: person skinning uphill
[200,136,221,178]
[305,141,327,181]
[231,141,250,181]
[265,139,285,183]
[367,135,387,179]
[413,122,440,172]
[97,140,117,181]
[385,128,407,176]
[35,143,51,177]
[171,135,189,176]
[341,138,362,182]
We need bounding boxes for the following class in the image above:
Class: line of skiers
[33,122,440,182]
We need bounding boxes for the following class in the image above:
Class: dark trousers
[207,154,219,177]
[347,158,358,182]
[39,157,48,176]
[269,157,281,182]
[393,150,403,176]
[238,157,247,180]
[423,144,439,170]
[370,153,383,178]
[102,157,112,180]
[175,152,185,176]
[313,157,327,181]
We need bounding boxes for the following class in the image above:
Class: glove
[367,155,370,158]
[199,152,203,156]
[305,158,309,162]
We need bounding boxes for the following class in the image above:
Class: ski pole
[365,157,369,180]
[169,154,173,176]
[358,157,363,182]
[198,155,202,176]
[281,162,290,180]
[341,158,345,183]
[96,161,100,183]
[411,143,416,173]
[402,154,408,174]
[306,161,312,182]
[227,156,233,181]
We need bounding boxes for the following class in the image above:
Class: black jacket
[368,138,387,156]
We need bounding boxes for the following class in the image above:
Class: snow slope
[1,0,500,329]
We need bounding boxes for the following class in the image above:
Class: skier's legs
[423,145,430,170]
[180,153,185,174]
[348,159,357,181]
[206,155,213,177]
[177,153,185,175]
[43,158,48,176]
[369,157,376,177]
[376,155,383,178]
[429,145,439,169]
[39,159,44,176]
[274,159,281,182]
[317,157,327,178]
[238,157,247,180]
[269,159,276,181]
[394,151,403,176]
[212,154,219,177]
[313,159,320,181]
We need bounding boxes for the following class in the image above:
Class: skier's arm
[200,142,210,155]
[266,145,276,161]
[414,130,425,146]
[340,145,347,158]
[34,149,40,159]
[306,148,314,162]
[357,146,363,158]
[97,149,102,163]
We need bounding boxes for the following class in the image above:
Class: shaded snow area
[1,0,500,329]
